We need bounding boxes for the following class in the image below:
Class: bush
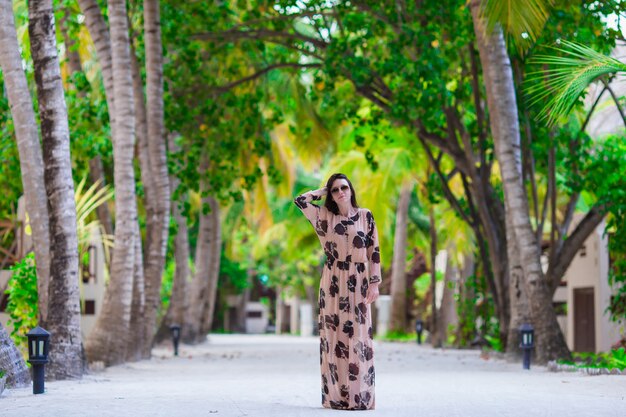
[5,253,38,350]
[559,348,626,371]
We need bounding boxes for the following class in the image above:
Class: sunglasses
[331,185,350,194]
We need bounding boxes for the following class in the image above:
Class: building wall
[563,220,623,352]
[79,227,107,340]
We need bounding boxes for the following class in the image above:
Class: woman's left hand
[365,282,380,305]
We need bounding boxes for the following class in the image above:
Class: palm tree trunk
[438,246,459,344]
[182,196,216,343]
[200,197,221,336]
[470,0,570,362]
[76,0,115,127]
[0,0,51,323]
[141,0,171,358]
[85,0,137,366]
[169,182,190,329]
[126,220,145,361]
[155,135,190,342]
[59,9,115,242]
[505,215,530,359]
[390,183,411,332]
[155,193,190,342]
[28,0,83,379]
[429,207,441,347]
[0,323,30,388]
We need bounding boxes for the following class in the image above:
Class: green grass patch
[557,348,626,371]
[377,330,417,343]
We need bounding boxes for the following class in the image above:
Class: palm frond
[481,0,552,43]
[526,40,626,126]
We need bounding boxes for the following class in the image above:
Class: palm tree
[0,0,51,324]
[85,0,138,365]
[141,0,171,358]
[28,0,84,379]
[183,193,219,343]
[469,0,571,362]
[155,134,190,340]
[76,0,116,128]
[390,182,412,332]
[59,6,115,242]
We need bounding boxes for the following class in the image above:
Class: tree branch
[582,86,607,132]
[209,62,322,95]
[602,78,626,130]
[191,28,329,49]
[229,10,335,31]
[547,205,607,292]
[419,140,474,226]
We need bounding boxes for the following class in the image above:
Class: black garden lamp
[519,323,534,370]
[169,324,181,356]
[415,319,424,345]
[26,326,51,394]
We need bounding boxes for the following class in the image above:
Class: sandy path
[1,334,624,416]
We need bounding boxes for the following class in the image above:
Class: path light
[26,326,50,394]
[519,323,534,370]
[170,324,181,356]
[415,319,424,345]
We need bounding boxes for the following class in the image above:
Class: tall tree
[199,196,221,336]
[183,194,217,343]
[29,0,83,379]
[142,0,171,358]
[156,154,190,342]
[85,0,138,365]
[470,0,570,361]
[59,7,115,241]
[0,0,50,323]
[390,183,411,332]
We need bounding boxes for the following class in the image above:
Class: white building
[553,217,623,352]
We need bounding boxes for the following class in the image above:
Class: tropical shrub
[5,253,38,350]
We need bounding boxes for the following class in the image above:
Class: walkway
[1,334,624,416]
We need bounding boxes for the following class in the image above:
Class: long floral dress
[295,190,381,410]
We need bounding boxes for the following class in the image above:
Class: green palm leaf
[480,0,552,42]
[526,40,626,126]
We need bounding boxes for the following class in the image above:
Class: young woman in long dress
[295,173,381,410]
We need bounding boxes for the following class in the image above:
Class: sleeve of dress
[294,190,323,226]
[366,210,382,284]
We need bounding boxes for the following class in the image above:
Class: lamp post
[519,323,534,370]
[26,326,50,394]
[415,319,424,345]
[169,324,181,356]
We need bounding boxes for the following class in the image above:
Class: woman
[294,173,381,410]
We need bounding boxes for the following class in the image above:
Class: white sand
[1,334,624,416]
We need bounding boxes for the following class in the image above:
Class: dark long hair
[323,173,359,215]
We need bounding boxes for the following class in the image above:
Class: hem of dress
[322,404,376,411]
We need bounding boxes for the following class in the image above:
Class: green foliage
[481,0,552,44]
[220,250,249,293]
[5,253,38,350]
[559,348,626,371]
[159,257,178,318]
[484,333,504,352]
[377,330,416,343]
[527,40,626,126]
